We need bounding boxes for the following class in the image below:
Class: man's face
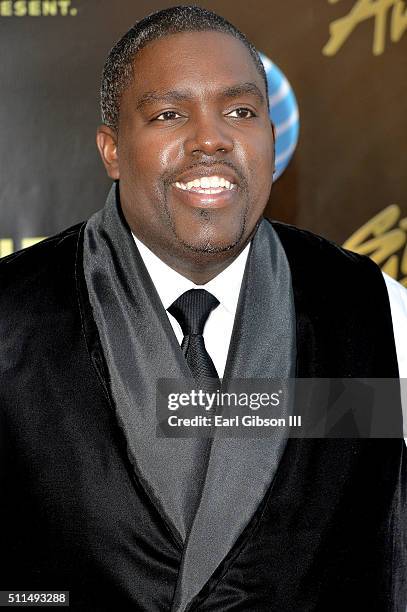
[98,30,274,268]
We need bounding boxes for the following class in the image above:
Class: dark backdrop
[0,0,406,284]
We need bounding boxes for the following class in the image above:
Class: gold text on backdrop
[0,0,77,17]
[323,0,407,56]
[343,205,407,285]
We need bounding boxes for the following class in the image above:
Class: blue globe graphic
[259,53,300,180]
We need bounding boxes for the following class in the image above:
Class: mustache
[162,159,248,189]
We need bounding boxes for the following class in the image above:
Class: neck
[136,236,248,284]
[158,253,238,285]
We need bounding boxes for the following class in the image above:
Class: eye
[154,110,183,121]
[226,107,256,119]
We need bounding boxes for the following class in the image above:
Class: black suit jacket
[0,221,405,611]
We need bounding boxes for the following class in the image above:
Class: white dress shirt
[383,273,407,378]
[133,234,407,440]
[133,234,249,378]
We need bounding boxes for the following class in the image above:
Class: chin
[173,215,246,254]
[177,233,244,255]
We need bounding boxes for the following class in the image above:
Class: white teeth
[174,176,237,191]
[175,181,187,190]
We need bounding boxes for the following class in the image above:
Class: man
[0,6,406,611]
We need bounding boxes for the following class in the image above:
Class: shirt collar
[132,233,250,315]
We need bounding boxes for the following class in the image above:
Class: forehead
[128,30,265,100]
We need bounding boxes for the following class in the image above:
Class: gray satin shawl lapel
[172,218,296,611]
[83,184,209,543]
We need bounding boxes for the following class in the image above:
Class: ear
[96,125,120,180]
[270,119,276,143]
[270,119,276,173]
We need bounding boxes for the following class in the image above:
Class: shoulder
[268,217,392,319]
[268,218,383,283]
[0,222,84,282]
[0,222,88,385]
[267,219,399,377]
[270,219,372,267]
[0,222,85,315]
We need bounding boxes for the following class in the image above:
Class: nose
[184,112,234,157]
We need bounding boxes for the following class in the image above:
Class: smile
[173,175,237,194]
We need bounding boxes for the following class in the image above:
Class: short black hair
[100,5,268,130]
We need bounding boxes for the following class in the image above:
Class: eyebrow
[135,82,266,110]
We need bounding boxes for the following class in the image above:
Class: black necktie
[168,289,220,529]
[168,289,220,385]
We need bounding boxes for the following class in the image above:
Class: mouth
[171,174,238,209]
[174,175,237,194]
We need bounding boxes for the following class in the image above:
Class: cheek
[155,137,184,171]
[237,129,273,170]
[236,138,274,218]
[121,132,184,185]
[241,143,273,192]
